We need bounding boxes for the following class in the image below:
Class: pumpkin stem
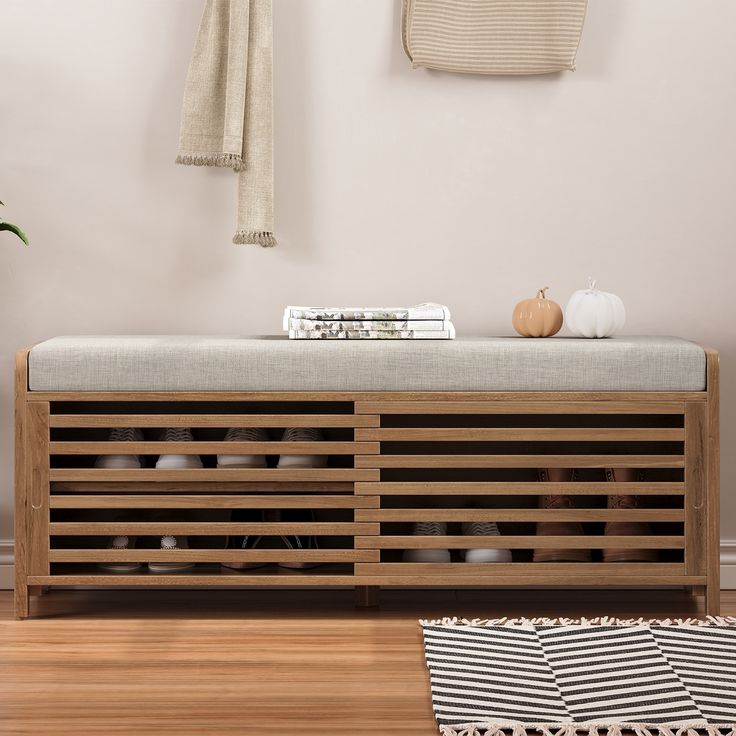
[537,286,550,299]
[588,276,597,290]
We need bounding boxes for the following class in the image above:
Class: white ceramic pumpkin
[565,278,626,338]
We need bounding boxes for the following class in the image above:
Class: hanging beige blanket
[177,0,275,247]
[401,0,588,75]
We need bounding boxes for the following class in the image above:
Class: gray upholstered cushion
[27,335,706,392]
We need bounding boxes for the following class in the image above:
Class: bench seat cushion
[26,335,706,392]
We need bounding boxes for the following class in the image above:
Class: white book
[289,326,455,340]
[283,303,451,330]
[288,318,451,331]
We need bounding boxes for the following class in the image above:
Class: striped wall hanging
[421,617,736,736]
[402,0,588,75]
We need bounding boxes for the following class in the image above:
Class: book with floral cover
[289,326,455,340]
[282,302,450,329]
[288,318,451,332]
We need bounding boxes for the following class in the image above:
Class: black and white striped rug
[420,617,736,736]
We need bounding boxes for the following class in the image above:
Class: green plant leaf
[0,222,29,245]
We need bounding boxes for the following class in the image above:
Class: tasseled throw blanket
[177,0,275,247]
[402,0,588,75]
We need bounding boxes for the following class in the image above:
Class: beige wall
[1,1,734,555]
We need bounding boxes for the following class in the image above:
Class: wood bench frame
[13,347,720,619]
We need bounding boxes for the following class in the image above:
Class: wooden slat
[52,481,355,493]
[51,549,379,563]
[49,469,379,482]
[50,495,379,509]
[30,390,706,402]
[355,536,684,549]
[355,400,686,415]
[356,455,684,469]
[355,562,687,576]
[14,349,30,619]
[354,509,684,522]
[49,441,378,455]
[30,574,363,586]
[349,575,706,586]
[685,402,707,577]
[50,414,380,428]
[355,428,685,441]
[28,574,707,587]
[705,348,721,615]
[354,481,685,496]
[50,522,379,536]
[27,402,50,577]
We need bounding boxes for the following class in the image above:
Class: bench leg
[705,582,720,616]
[355,586,379,608]
[14,581,29,620]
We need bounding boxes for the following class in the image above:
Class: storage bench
[14,336,720,618]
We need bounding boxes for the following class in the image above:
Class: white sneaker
[402,521,451,563]
[277,427,327,468]
[98,535,141,572]
[148,535,195,572]
[94,428,143,469]
[462,520,512,563]
[155,428,203,469]
[217,427,268,468]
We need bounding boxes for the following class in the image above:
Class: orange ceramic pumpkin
[512,287,563,337]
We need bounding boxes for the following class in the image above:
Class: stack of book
[283,303,455,339]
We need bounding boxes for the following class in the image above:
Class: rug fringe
[421,615,736,628]
[175,152,244,171]
[437,723,735,736]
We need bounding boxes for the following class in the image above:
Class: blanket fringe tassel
[175,153,244,172]
[175,155,277,246]
[232,230,277,247]
[438,724,736,736]
[421,615,736,628]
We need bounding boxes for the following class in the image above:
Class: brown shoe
[533,469,591,563]
[603,468,658,563]
[222,509,268,570]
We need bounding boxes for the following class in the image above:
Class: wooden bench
[14,337,719,618]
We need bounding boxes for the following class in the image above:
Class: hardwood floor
[1,588,733,735]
